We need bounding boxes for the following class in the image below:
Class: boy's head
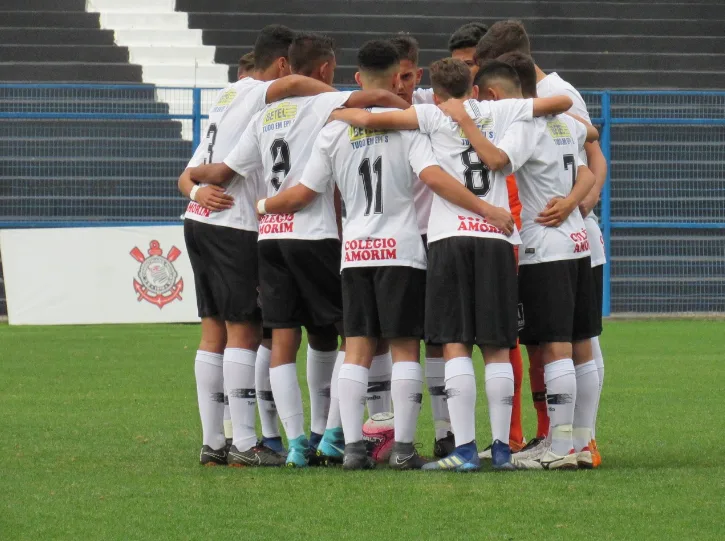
[497,52,537,98]
[237,52,255,80]
[253,25,296,77]
[474,20,530,66]
[429,58,477,103]
[355,40,401,92]
[388,33,422,103]
[448,22,488,77]
[289,32,337,85]
[474,60,522,101]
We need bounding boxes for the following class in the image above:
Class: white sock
[367,352,392,415]
[425,357,452,440]
[326,351,345,430]
[485,363,514,444]
[223,388,232,440]
[391,361,423,443]
[223,348,258,452]
[544,358,576,456]
[194,350,226,450]
[591,336,604,439]
[338,364,369,444]
[269,363,304,441]
[306,346,337,435]
[573,360,600,452]
[445,357,476,447]
[255,345,280,439]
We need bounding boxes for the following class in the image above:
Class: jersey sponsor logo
[259,213,294,235]
[456,215,504,235]
[211,88,237,113]
[344,238,397,263]
[546,118,575,146]
[458,117,494,145]
[570,228,590,253]
[129,241,184,309]
[348,125,389,148]
[186,201,211,218]
[263,101,298,131]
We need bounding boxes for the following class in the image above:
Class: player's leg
[513,344,550,460]
[367,340,392,415]
[306,330,339,453]
[425,342,455,458]
[481,346,516,470]
[508,344,525,451]
[255,331,285,454]
[590,263,605,466]
[316,337,346,463]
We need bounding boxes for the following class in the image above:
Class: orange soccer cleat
[591,439,602,468]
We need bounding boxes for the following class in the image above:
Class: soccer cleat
[490,439,516,471]
[307,432,326,466]
[261,436,286,456]
[316,428,345,465]
[478,438,526,460]
[512,437,549,460]
[433,431,456,458]
[536,449,578,470]
[199,445,228,466]
[388,442,429,470]
[343,440,377,470]
[227,443,286,467]
[285,436,310,468]
[422,442,480,472]
[591,439,602,468]
[510,455,544,470]
[576,446,594,469]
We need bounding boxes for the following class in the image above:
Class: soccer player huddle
[178,19,607,472]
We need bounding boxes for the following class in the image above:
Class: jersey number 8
[461,145,490,197]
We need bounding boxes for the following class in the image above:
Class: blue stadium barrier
[0,84,723,315]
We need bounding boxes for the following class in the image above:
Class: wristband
[189,185,200,202]
[257,199,267,215]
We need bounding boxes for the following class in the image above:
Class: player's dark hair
[448,22,489,52]
[497,52,537,97]
[474,20,531,65]
[238,52,255,72]
[357,40,400,73]
[429,58,472,99]
[388,33,419,64]
[253,25,296,70]
[289,32,336,76]
[474,60,522,92]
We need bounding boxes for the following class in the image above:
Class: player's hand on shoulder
[537,196,576,227]
[195,185,234,212]
[438,98,469,124]
[485,205,515,236]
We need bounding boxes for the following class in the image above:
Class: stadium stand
[176,0,725,88]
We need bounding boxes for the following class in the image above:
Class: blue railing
[0,84,723,315]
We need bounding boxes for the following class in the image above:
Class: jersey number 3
[270,138,291,191]
[358,156,383,216]
[461,145,490,196]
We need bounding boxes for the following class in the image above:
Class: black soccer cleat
[433,431,456,458]
[199,445,228,466]
[342,440,377,471]
[227,443,286,467]
[389,442,429,470]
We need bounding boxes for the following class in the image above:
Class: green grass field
[2,320,724,540]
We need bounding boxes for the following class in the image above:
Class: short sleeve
[497,119,539,175]
[223,116,262,177]
[247,79,274,111]
[313,91,353,120]
[413,88,435,105]
[405,131,439,176]
[187,141,206,168]
[412,104,443,135]
[300,134,334,194]
[490,98,534,132]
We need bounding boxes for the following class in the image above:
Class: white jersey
[414,98,535,245]
[411,88,436,234]
[413,87,435,105]
[301,108,437,270]
[503,114,591,265]
[537,72,606,266]
[184,77,271,231]
[224,91,352,241]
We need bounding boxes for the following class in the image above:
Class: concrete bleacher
[176,0,725,89]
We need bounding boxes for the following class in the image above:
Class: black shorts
[342,266,426,339]
[183,219,261,323]
[592,263,604,335]
[421,234,429,253]
[258,238,342,332]
[425,236,518,348]
[518,257,601,345]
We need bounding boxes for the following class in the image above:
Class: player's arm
[579,141,607,217]
[330,107,420,130]
[343,89,410,111]
[532,95,573,117]
[537,165,596,227]
[265,75,335,104]
[178,167,234,211]
[258,184,318,215]
[188,162,236,186]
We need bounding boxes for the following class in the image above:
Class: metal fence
[0,84,723,316]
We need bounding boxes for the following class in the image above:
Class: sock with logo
[509,345,524,446]
[573,360,600,451]
[367,352,392,415]
[544,358,577,456]
[529,348,550,439]
[194,350,226,450]
[255,345,280,439]
[338,364,369,445]
[306,346,337,436]
[326,351,345,430]
[391,361,424,444]
[223,348,258,452]
[485,362,515,445]
[591,336,604,439]
[425,356,452,440]
[445,357,477,448]
[223,389,232,440]
[269,362,305,441]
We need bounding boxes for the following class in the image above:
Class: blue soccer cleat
[421,441,480,472]
[261,436,286,456]
[316,427,345,465]
[490,439,516,471]
[285,436,310,468]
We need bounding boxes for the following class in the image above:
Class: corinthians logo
[129,240,184,308]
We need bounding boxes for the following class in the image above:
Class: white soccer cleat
[576,448,594,469]
[478,445,492,460]
[536,449,578,470]
[510,456,543,470]
[512,437,550,460]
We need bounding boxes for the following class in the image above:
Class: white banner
[0,226,199,325]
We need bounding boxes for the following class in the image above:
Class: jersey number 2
[461,145,490,196]
[270,138,291,191]
[358,157,383,216]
